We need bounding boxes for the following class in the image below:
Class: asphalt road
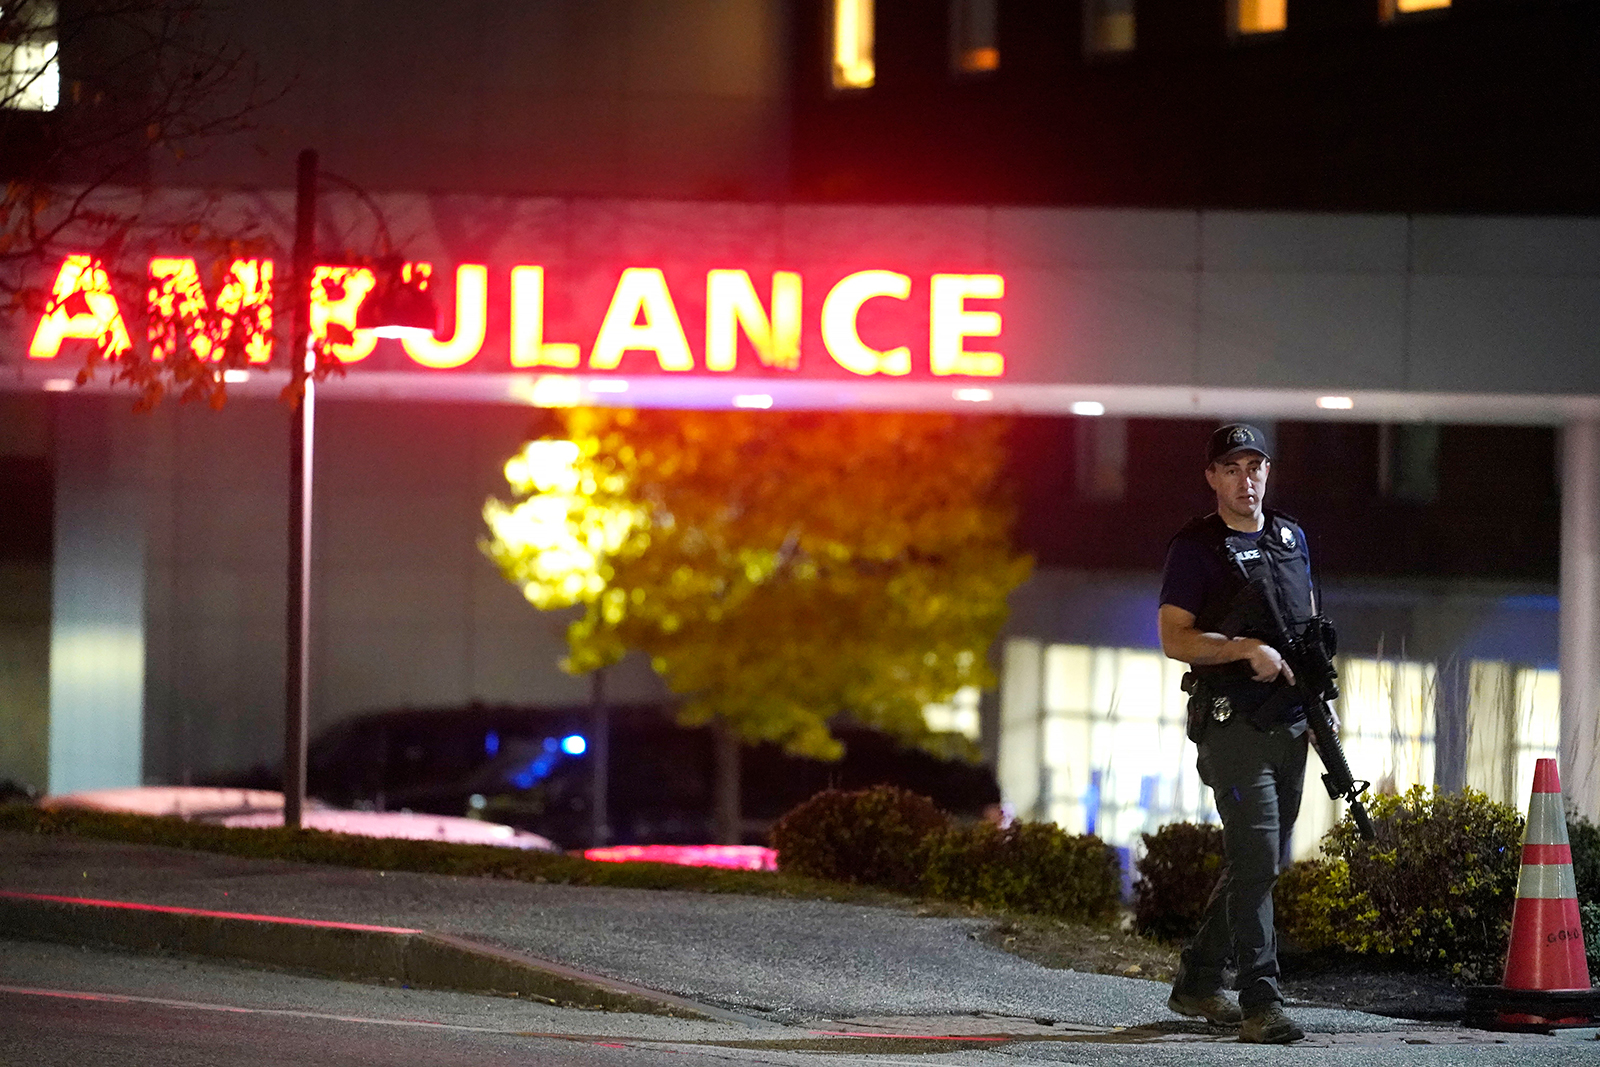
[8,940,1600,1067]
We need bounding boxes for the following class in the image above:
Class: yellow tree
[482,407,1032,841]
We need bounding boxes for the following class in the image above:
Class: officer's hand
[1241,640,1296,685]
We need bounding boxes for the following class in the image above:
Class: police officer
[1157,423,1314,1045]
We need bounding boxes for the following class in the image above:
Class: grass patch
[0,803,897,904]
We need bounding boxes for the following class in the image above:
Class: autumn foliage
[482,407,1031,758]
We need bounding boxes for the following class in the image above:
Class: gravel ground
[2,831,1393,1034]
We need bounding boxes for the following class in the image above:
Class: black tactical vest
[1171,509,1315,715]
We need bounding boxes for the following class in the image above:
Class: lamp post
[282,148,433,829]
[283,148,318,831]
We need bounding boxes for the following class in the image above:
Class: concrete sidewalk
[0,830,1539,1045]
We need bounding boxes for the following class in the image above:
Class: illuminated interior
[923,685,981,740]
[0,0,58,111]
[999,639,1560,863]
[1235,0,1286,35]
[950,0,999,74]
[1085,0,1135,55]
[1387,0,1450,16]
[832,0,875,89]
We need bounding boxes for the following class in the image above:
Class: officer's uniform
[1161,503,1316,1015]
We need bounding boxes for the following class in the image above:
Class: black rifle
[1229,557,1377,842]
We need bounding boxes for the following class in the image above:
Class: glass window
[1464,660,1559,806]
[1382,0,1450,19]
[924,685,982,740]
[1085,0,1135,56]
[950,0,999,74]
[1,0,59,111]
[1234,0,1286,35]
[832,0,875,90]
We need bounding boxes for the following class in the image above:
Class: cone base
[1463,985,1600,1032]
[1502,896,1590,990]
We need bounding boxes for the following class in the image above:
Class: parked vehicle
[306,703,999,850]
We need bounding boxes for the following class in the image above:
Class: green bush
[770,785,949,891]
[918,820,1122,924]
[1277,786,1524,982]
[1274,858,1335,952]
[1568,814,1600,906]
[1132,821,1225,942]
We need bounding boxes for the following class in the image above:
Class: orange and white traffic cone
[1502,757,1589,992]
[1466,757,1599,1030]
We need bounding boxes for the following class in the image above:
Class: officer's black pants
[1174,717,1308,1013]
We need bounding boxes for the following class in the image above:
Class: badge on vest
[1280,526,1297,548]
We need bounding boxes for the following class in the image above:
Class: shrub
[770,785,949,891]
[1132,821,1225,942]
[918,820,1122,924]
[1568,814,1600,906]
[1274,858,1337,953]
[1278,786,1523,982]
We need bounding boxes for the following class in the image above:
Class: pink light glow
[41,787,557,852]
[0,891,420,934]
[582,844,777,872]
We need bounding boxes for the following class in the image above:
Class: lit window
[1,0,59,111]
[832,0,874,90]
[1233,0,1286,35]
[950,0,998,75]
[924,686,981,740]
[1085,0,1135,56]
[1382,0,1450,19]
[1464,660,1558,807]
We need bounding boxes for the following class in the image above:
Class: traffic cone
[1465,758,1600,1031]
[1502,758,1589,991]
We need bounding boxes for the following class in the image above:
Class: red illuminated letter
[929,274,1003,377]
[28,255,133,360]
[705,270,802,372]
[510,266,580,369]
[820,270,911,376]
[309,266,378,364]
[402,264,487,369]
[148,258,274,364]
[589,268,694,372]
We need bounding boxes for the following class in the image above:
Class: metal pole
[589,666,610,848]
[284,148,317,830]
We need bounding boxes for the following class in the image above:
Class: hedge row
[770,785,1122,923]
[1134,786,1600,983]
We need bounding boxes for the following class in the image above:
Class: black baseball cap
[1206,423,1271,465]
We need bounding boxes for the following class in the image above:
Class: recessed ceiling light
[42,379,75,392]
[953,388,993,402]
[732,394,773,409]
[588,379,628,394]
[1071,401,1105,416]
[509,375,582,408]
[222,369,250,383]
[1317,396,1354,410]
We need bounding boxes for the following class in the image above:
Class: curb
[0,891,748,1023]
